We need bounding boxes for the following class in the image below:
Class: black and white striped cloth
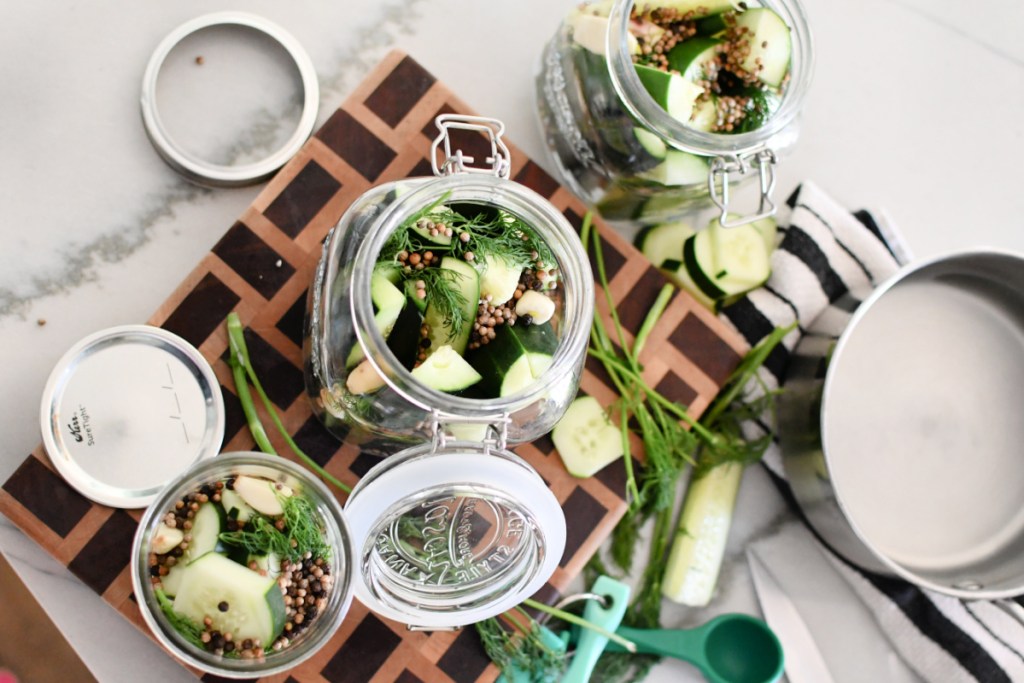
[720,181,1024,683]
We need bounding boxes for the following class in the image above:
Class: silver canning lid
[343,442,566,628]
[40,325,225,508]
[140,12,319,187]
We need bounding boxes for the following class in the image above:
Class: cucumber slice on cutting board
[171,552,287,645]
[634,0,737,20]
[636,221,696,266]
[634,64,704,124]
[733,8,791,87]
[667,37,722,80]
[662,258,717,309]
[553,396,625,478]
[411,344,483,392]
[424,256,480,356]
[681,222,771,302]
[641,150,709,187]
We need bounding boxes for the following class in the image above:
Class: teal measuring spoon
[605,614,784,683]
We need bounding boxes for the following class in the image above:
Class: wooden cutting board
[0,51,746,683]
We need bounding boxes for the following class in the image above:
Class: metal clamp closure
[427,409,511,455]
[430,114,512,179]
[708,148,778,228]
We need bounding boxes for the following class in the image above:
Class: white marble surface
[1,0,1022,681]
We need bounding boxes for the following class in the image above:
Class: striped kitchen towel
[721,180,1024,683]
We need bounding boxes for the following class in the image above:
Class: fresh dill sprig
[218,493,330,563]
[476,610,566,682]
[417,267,470,341]
[155,588,209,652]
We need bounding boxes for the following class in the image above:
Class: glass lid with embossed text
[342,438,565,629]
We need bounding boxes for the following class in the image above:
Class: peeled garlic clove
[515,290,556,325]
[152,523,185,555]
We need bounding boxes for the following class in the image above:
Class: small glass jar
[304,116,594,448]
[536,0,814,227]
[131,452,355,679]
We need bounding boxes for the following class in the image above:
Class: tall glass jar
[536,0,814,227]
[304,116,594,450]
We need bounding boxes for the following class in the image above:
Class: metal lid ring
[140,11,319,187]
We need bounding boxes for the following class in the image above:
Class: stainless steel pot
[779,250,1024,604]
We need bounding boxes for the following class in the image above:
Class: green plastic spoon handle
[606,624,709,663]
[561,576,631,683]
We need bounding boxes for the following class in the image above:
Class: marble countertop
[1,1,1022,681]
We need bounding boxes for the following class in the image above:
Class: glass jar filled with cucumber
[295,115,586,631]
[536,0,813,227]
[305,115,594,449]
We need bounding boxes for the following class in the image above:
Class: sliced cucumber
[641,150,709,187]
[688,95,718,132]
[553,396,625,478]
[424,257,480,356]
[172,552,287,645]
[733,8,791,87]
[405,280,427,314]
[634,0,737,20]
[636,221,696,267]
[347,273,407,368]
[499,353,553,396]
[696,11,730,36]
[374,262,403,285]
[667,37,722,80]
[411,344,483,392]
[634,64,704,125]
[661,258,717,309]
[681,222,771,304]
[634,128,668,160]
[161,564,187,598]
[220,488,255,523]
[750,215,778,251]
[249,552,283,580]
[479,255,524,306]
[410,206,453,245]
[465,323,558,398]
[187,501,226,562]
[234,475,293,517]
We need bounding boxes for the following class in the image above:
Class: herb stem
[226,323,276,455]
[226,313,352,493]
[632,284,674,359]
[523,599,637,653]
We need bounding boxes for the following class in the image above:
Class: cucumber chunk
[667,37,722,80]
[347,273,407,368]
[553,396,625,478]
[172,552,286,646]
[479,255,524,306]
[636,221,696,266]
[221,487,255,523]
[634,128,668,160]
[733,8,791,87]
[641,150,709,187]
[424,257,480,356]
[248,552,283,581]
[411,344,483,392]
[635,64,704,124]
[161,564,187,598]
[688,95,718,132]
[465,323,558,398]
[500,353,554,397]
[569,11,640,56]
[188,501,226,562]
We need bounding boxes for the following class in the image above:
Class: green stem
[619,408,641,507]
[632,284,674,359]
[227,326,276,455]
[703,322,794,427]
[226,314,352,493]
[523,599,637,653]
